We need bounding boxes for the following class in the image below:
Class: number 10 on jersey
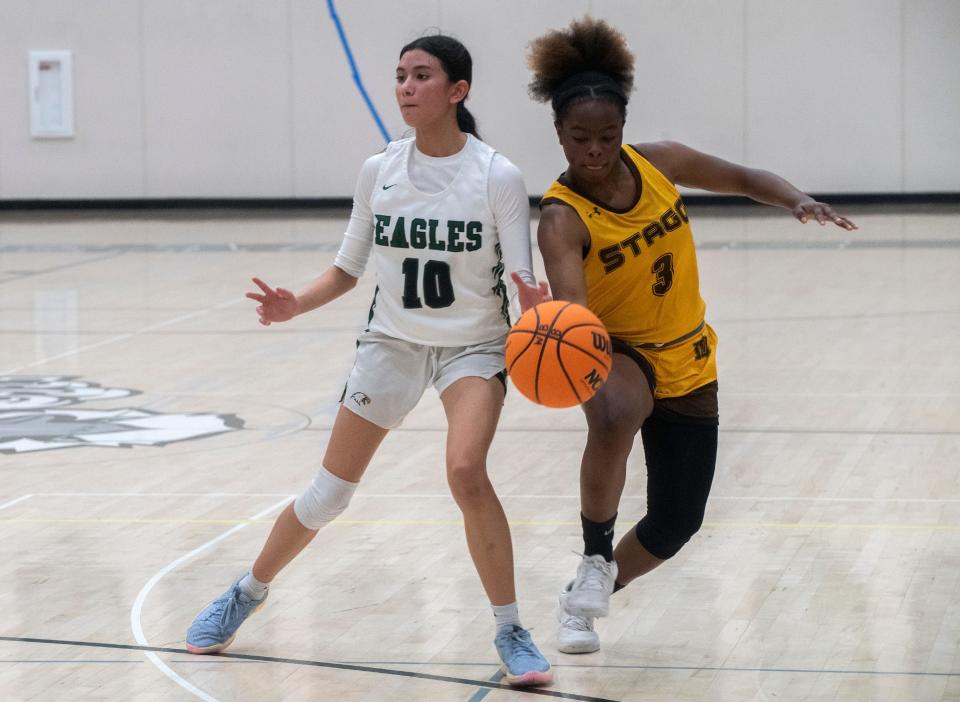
[401,257,455,309]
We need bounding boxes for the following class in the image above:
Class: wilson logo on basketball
[537,323,562,339]
[583,368,605,391]
[591,332,610,354]
[505,300,613,408]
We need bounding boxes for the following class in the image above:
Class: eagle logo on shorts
[350,392,372,407]
[0,375,242,454]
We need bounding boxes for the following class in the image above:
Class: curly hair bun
[527,16,634,108]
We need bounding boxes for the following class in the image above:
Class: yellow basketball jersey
[541,145,706,347]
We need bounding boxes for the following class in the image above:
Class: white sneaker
[565,554,617,618]
[557,582,600,654]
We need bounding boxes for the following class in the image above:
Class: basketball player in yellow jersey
[519,17,857,655]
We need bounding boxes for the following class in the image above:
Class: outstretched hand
[511,271,551,313]
[793,199,858,231]
[245,277,300,326]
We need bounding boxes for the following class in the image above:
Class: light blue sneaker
[185,574,267,654]
[494,625,553,687]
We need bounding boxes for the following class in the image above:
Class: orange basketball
[505,300,612,408]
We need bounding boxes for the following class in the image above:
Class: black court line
[553,662,960,678]
[0,636,619,702]
[468,669,507,702]
[0,251,124,286]
[4,639,952,683]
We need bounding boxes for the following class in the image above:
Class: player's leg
[616,407,718,587]
[251,406,389,582]
[186,406,389,654]
[439,370,551,687]
[563,349,653,620]
[186,332,420,654]
[615,329,719,586]
[441,375,513,604]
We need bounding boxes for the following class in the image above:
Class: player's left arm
[636,141,858,230]
[491,155,550,311]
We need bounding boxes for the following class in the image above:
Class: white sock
[492,602,522,631]
[238,571,269,600]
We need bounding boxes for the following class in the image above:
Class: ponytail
[456,102,480,139]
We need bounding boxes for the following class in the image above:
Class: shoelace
[578,556,614,592]
[195,589,242,626]
[560,613,592,632]
[500,628,542,662]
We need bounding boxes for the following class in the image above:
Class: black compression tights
[633,406,718,560]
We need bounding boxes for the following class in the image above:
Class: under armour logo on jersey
[351,392,371,406]
[381,183,398,190]
[588,206,602,218]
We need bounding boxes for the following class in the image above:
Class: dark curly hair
[527,16,634,121]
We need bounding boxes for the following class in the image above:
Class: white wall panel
[141,0,292,197]
[593,0,747,163]
[0,0,144,198]
[904,0,960,191]
[747,0,902,193]
[0,0,957,199]
[290,0,440,198]
[440,0,589,194]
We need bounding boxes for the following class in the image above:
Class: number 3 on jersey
[651,253,674,296]
[401,257,455,309]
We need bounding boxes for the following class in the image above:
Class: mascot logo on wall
[0,376,242,454]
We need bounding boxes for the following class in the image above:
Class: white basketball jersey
[366,135,510,346]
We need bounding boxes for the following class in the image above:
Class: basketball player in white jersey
[185,34,553,687]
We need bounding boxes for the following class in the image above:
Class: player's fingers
[276,287,294,299]
[245,292,266,303]
[251,277,274,295]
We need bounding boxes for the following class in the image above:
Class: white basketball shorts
[341,330,507,429]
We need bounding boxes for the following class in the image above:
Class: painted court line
[1,301,239,375]
[1,274,317,375]
[130,495,293,702]
[0,495,32,512]
[0,637,618,702]
[2,636,955,683]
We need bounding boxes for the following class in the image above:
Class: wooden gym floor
[0,204,958,701]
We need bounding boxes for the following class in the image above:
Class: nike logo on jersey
[382,183,398,190]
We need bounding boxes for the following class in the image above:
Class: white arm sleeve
[333,153,383,278]
[489,154,536,288]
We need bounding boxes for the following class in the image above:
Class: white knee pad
[293,466,358,530]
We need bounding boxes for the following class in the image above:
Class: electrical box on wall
[29,50,74,138]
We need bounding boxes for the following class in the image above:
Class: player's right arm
[247,153,380,326]
[536,202,591,307]
[246,268,358,326]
